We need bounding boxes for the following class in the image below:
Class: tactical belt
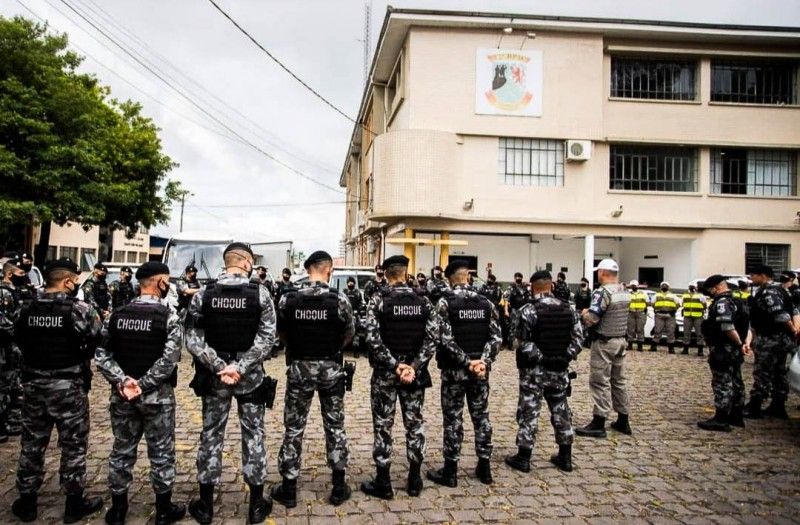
[596,334,625,342]
[22,369,82,381]
[216,351,247,363]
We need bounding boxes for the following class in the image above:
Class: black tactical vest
[531,299,574,359]
[509,286,529,310]
[380,290,429,362]
[112,280,136,308]
[201,282,261,360]
[438,294,491,368]
[94,278,110,310]
[16,297,82,370]
[283,291,345,362]
[178,279,200,311]
[108,302,176,386]
[750,285,791,335]
[702,294,750,346]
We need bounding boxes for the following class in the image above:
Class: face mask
[122,274,131,282]
[67,280,80,297]
[689,287,696,293]
[158,280,169,299]
[515,278,522,284]
[631,286,638,291]
[661,287,668,292]
[419,279,426,285]
[580,283,587,288]
[259,272,267,280]
[347,283,354,289]
[434,272,441,278]
[98,273,107,281]
[20,263,32,273]
[376,272,384,278]
[283,274,290,281]
[11,274,28,287]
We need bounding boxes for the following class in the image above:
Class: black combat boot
[504,446,532,473]
[329,469,351,506]
[155,490,185,525]
[764,398,789,420]
[407,461,423,497]
[610,412,632,435]
[668,343,676,354]
[105,492,128,525]
[742,396,764,419]
[475,457,493,485]
[361,465,394,500]
[0,412,8,444]
[636,342,643,352]
[11,492,37,522]
[270,477,297,508]
[649,343,658,352]
[247,484,272,524]
[697,345,704,357]
[63,491,103,524]
[697,409,731,432]
[188,483,214,524]
[681,345,689,355]
[575,415,607,438]
[427,459,458,488]
[550,445,573,472]
[729,406,745,428]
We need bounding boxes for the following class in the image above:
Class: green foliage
[0,15,180,235]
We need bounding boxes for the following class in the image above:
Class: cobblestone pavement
[1,347,799,524]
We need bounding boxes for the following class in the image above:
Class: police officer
[177,265,201,314]
[96,262,185,525]
[364,264,389,300]
[9,252,37,302]
[109,266,136,309]
[274,267,296,304]
[681,284,707,356]
[254,266,275,298]
[504,271,532,348]
[426,265,450,305]
[651,281,680,353]
[360,255,439,499]
[553,272,571,303]
[427,259,502,488]
[272,251,355,508]
[576,259,632,439]
[478,273,503,314]
[185,243,276,524]
[11,258,103,523]
[343,276,364,355]
[0,257,26,442]
[697,275,749,432]
[626,280,648,352]
[414,272,429,298]
[742,265,799,420]
[81,262,111,318]
[779,271,800,311]
[574,277,592,312]
[505,271,583,473]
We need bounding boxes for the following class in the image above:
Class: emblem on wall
[475,48,543,117]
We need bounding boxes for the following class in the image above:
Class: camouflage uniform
[15,292,102,496]
[0,283,22,435]
[514,295,583,448]
[95,295,182,495]
[426,276,450,305]
[504,282,531,347]
[437,284,502,462]
[704,292,747,413]
[343,287,364,352]
[748,283,797,403]
[186,273,276,486]
[364,278,389,302]
[81,274,111,314]
[109,279,136,309]
[276,281,354,479]
[365,284,439,467]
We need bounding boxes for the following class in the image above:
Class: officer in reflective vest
[185,242,276,524]
[505,271,584,474]
[360,255,439,500]
[80,262,111,318]
[681,284,707,356]
[732,281,751,302]
[651,282,680,353]
[95,262,185,525]
[626,280,648,352]
[273,250,355,509]
[427,259,502,488]
[11,258,103,523]
[576,259,632,439]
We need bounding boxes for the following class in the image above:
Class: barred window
[711,148,797,196]
[711,61,797,105]
[60,246,78,261]
[745,243,789,274]
[610,145,698,192]
[611,57,697,101]
[498,138,564,186]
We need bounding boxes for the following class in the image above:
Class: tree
[0,16,180,262]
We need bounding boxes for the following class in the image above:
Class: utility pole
[177,190,193,233]
[363,0,372,86]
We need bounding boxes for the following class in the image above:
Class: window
[711,60,797,104]
[611,57,697,101]
[745,243,790,273]
[610,145,698,192]
[80,248,96,272]
[45,246,57,263]
[126,251,138,263]
[711,148,797,196]
[113,250,125,262]
[139,252,148,263]
[60,246,78,261]
[498,138,564,186]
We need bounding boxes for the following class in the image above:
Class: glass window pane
[498,138,566,187]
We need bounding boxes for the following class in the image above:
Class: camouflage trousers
[708,345,745,412]
[440,375,493,462]
[197,387,266,485]
[0,344,22,427]
[750,334,792,401]
[516,366,574,448]
[370,371,426,468]
[278,360,349,479]
[17,379,89,495]
[109,400,176,495]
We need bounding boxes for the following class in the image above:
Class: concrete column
[404,228,415,275]
[439,231,450,269]
[584,234,595,287]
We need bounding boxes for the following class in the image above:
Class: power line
[188,200,357,209]
[54,0,344,194]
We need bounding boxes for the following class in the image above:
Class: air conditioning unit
[566,140,591,162]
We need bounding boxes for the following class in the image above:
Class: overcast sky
[3,0,799,256]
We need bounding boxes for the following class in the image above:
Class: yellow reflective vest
[629,291,648,311]
[654,292,678,313]
[681,293,706,318]
[732,290,751,301]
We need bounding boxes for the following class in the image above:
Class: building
[339,8,800,287]
[43,223,151,270]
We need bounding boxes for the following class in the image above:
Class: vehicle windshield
[165,242,227,281]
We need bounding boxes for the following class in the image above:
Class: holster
[566,370,577,397]
[344,361,356,392]
[708,347,734,372]
[189,359,215,397]
[235,375,278,409]
[81,362,93,393]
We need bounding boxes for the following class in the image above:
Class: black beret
[346,276,356,283]
[185,265,198,273]
[433,266,442,272]
[749,264,773,277]
[779,270,796,283]
[120,266,132,273]
[224,242,254,258]
[738,280,749,288]
[135,261,170,280]
[531,270,552,282]
[416,272,426,279]
[382,255,409,269]
[444,259,470,278]
[94,262,107,271]
[282,267,291,274]
[304,250,332,270]
[514,272,523,278]
[46,258,78,276]
[703,274,726,289]
[255,266,266,272]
